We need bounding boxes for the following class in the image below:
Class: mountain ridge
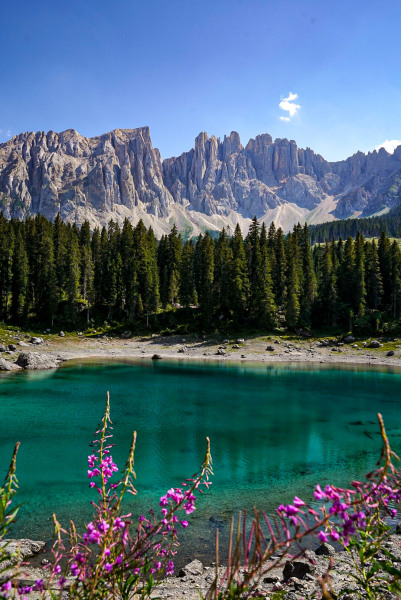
[0,126,400,236]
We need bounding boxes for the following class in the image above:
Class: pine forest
[0,212,400,334]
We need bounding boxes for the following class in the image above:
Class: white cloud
[375,139,401,154]
[279,92,301,121]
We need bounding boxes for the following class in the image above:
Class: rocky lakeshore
[1,330,401,372]
[3,534,401,599]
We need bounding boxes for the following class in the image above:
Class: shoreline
[4,331,401,371]
[3,332,401,597]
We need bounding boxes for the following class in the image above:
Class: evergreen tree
[378,231,392,310]
[272,227,287,309]
[10,228,28,323]
[79,221,94,324]
[246,217,276,328]
[213,228,233,316]
[316,242,337,327]
[32,216,57,323]
[365,239,382,311]
[120,219,137,320]
[284,231,300,329]
[390,240,401,319]
[196,232,214,319]
[179,240,197,308]
[0,215,14,320]
[298,224,317,326]
[65,225,81,322]
[230,224,249,322]
[354,232,366,317]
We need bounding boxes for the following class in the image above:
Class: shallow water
[1,359,400,563]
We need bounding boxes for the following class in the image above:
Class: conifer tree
[299,224,317,326]
[272,227,287,308]
[231,224,249,322]
[365,239,382,311]
[179,240,197,308]
[53,213,68,305]
[337,236,355,309]
[164,225,182,306]
[354,232,366,317]
[0,214,14,320]
[284,231,300,329]
[79,221,94,324]
[316,242,337,327]
[214,228,233,316]
[390,240,401,319]
[246,217,276,328]
[65,225,81,322]
[120,219,137,320]
[91,227,103,310]
[32,216,57,323]
[10,228,28,323]
[197,232,214,318]
[378,231,392,310]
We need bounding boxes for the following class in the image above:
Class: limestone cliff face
[330,147,401,218]
[0,127,172,223]
[0,126,401,234]
[162,131,334,217]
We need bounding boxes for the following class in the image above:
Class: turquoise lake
[0,359,400,563]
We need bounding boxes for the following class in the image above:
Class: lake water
[1,359,400,563]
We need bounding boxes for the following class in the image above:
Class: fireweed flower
[33,579,44,592]
[1,581,12,591]
[23,396,213,600]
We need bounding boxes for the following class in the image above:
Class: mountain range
[0,126,400,236]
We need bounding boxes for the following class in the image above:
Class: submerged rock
[15,352,59,370]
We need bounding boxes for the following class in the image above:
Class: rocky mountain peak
[1,125,401,236]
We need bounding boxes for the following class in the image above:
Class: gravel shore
[4,534,401,599]
[2,331,401,371]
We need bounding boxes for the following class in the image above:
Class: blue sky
[1,0,400,161]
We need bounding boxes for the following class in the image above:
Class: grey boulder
[15,352,59,370]
[179,559,204,577]
[0,539,45,567]
[0,358,15,371]
[283,560,316,581]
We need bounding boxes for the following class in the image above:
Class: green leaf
[366,561,381,579]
